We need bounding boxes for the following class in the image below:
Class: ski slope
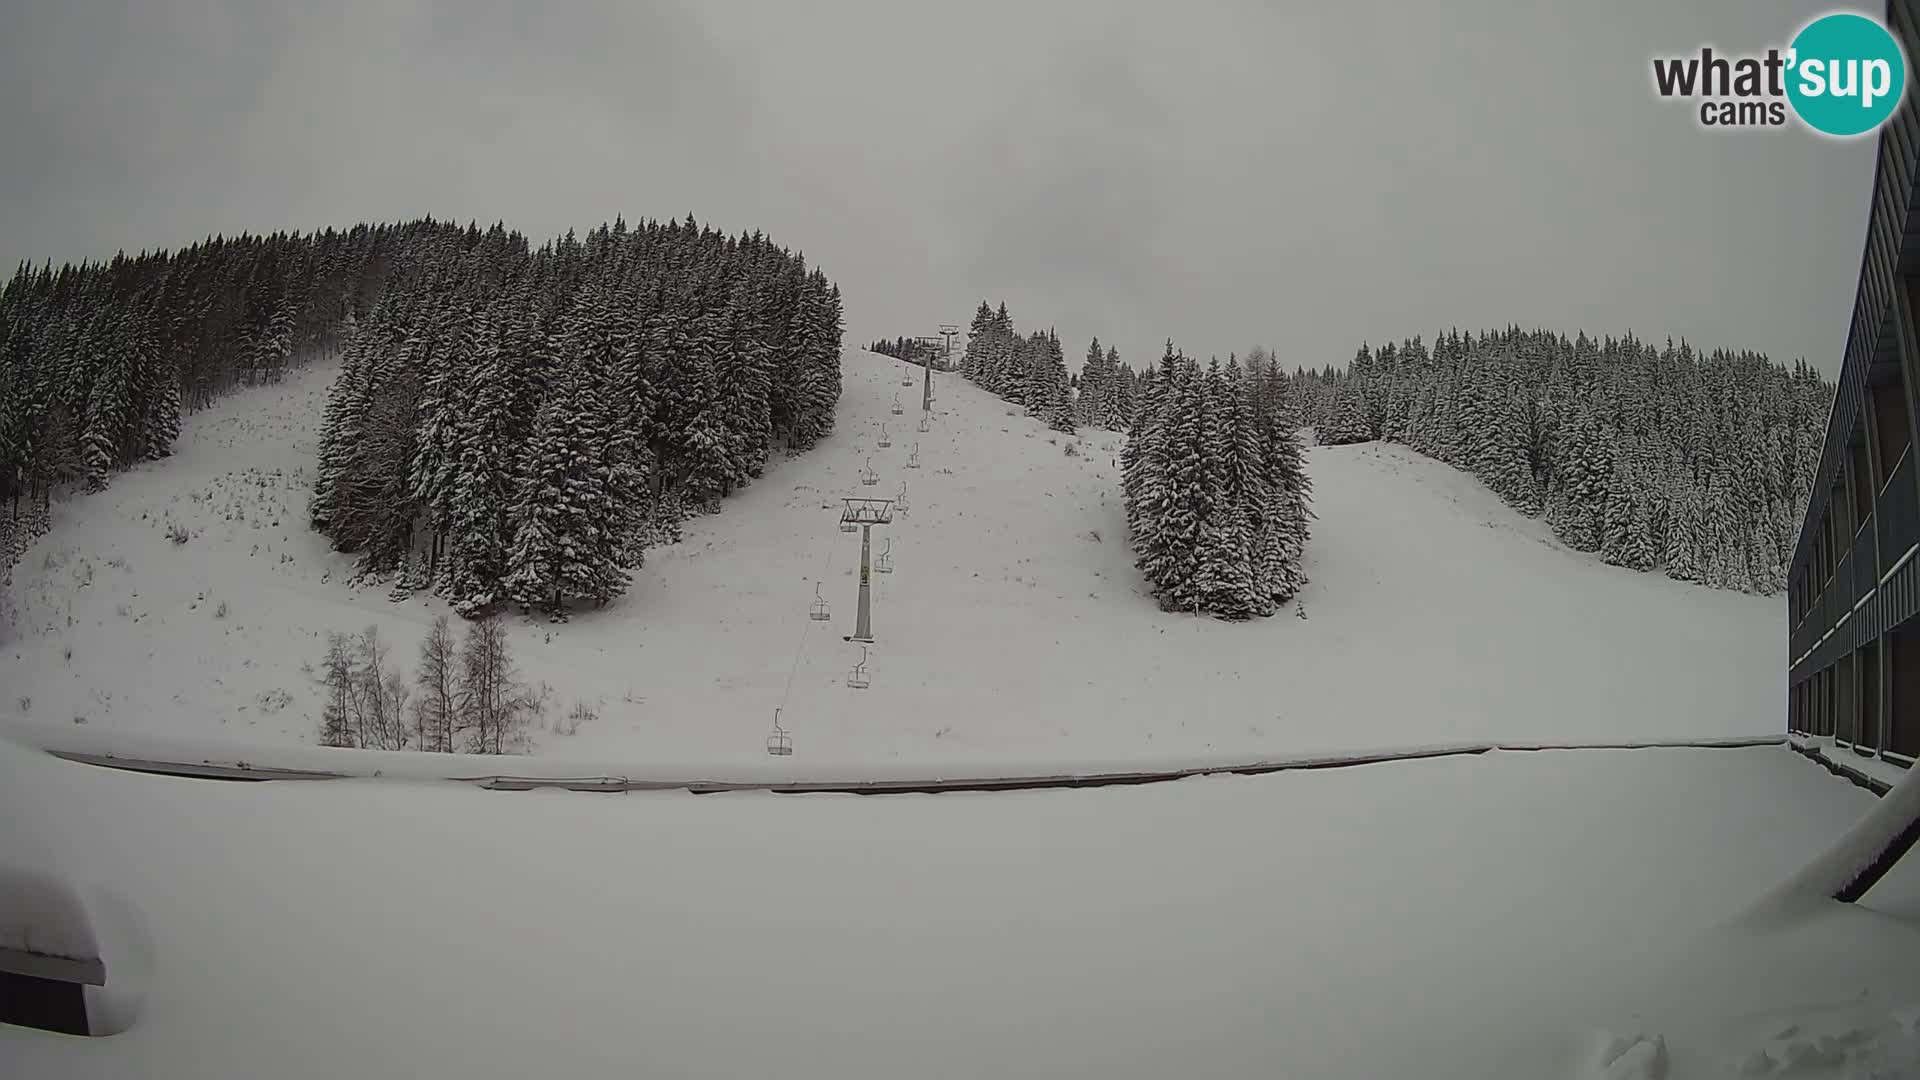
[0,348,1783,767]
[2,737,1916,1080]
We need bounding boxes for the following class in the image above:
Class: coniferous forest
[958,301,1078,433]
[1122,344,1313,618]
[868,336,947,367]
[0,216,845,620]
[1291,328,1832,594]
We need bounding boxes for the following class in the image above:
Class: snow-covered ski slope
[0,348,1782,767]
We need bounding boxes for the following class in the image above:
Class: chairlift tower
[840,497,894,643]
[939,324,959,368]
[921,339,937,412]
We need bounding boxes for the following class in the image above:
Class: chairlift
[847,646,871,690]
[906,443,921,469]
[917,414,931,433]
[860,457,879,486]
[877,423,892,448]
[891,394,905,416]
[895,481,910,513]
[809,582,831,621]
[876,537,894,574]
[839,519,858,533]
[902,366,914,387]
[766,708,793,756]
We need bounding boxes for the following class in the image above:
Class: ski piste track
[9,726,1787,795]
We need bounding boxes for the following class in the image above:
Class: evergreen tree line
[868,336,944,366]
[308,215,844,620]
[958,300,1078,432]
[1123,344,1313,618]
[0,222,423,585]
[318,613,540,755]
[1072,335,1143,431]
[1295,328,1833,594]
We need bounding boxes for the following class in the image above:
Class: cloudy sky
[0,0,1878,375]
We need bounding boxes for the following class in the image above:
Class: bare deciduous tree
[413,614,460,753]
[458,613,535,755]
[353,625,411,751]
[319,631,356,748]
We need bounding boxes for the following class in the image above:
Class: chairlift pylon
[847,646,871,690]
[876,537,893,574]
[860,457,879,486]
[809,581,830,621]
[767,708,793,756]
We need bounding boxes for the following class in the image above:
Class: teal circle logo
[1786,12,1908,137]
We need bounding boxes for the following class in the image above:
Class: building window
[1872,372,1913,491]
[1893,617,1920,759]
[1852,439,1875,533]
[1860,643,1883,753]
[1838,652,1857,745]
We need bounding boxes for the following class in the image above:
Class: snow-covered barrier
[1750,759,1920,914]
[4,722,1786,795]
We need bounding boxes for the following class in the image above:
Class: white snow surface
[0,349,1783,768]
[2,741,1917,1079]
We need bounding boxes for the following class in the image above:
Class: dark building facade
[1786,0,1920,763]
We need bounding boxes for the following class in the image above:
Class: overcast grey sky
[0,1,1877,375]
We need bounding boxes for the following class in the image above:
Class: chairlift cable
[779,532,838,713]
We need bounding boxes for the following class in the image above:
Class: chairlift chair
[895,481,910,513]
[876,537,893,574]
[847,647,871,690]
[891,395,905,416]
[906,443,921,469]
[878,423,892,448]
[917,414,931,433]
[902,366,914,387]
[860,458,880,486]
[809,582,831,621]
[839,519,858,533]
[767,709,793,756]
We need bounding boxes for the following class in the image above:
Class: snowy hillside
[0,348,1784,766]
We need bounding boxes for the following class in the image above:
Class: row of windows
[1788,290,1919,633]
[1789,615,1920,761]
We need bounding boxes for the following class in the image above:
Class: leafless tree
[413,614,460,753]
[353,625,411,751]
[458,613,535,755]
[318,632,357,748]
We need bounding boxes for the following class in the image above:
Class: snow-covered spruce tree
[1319,376,1373,445]
[1033,330,1075,432]
[1076,337,1108,426]
[503,354,617,620]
